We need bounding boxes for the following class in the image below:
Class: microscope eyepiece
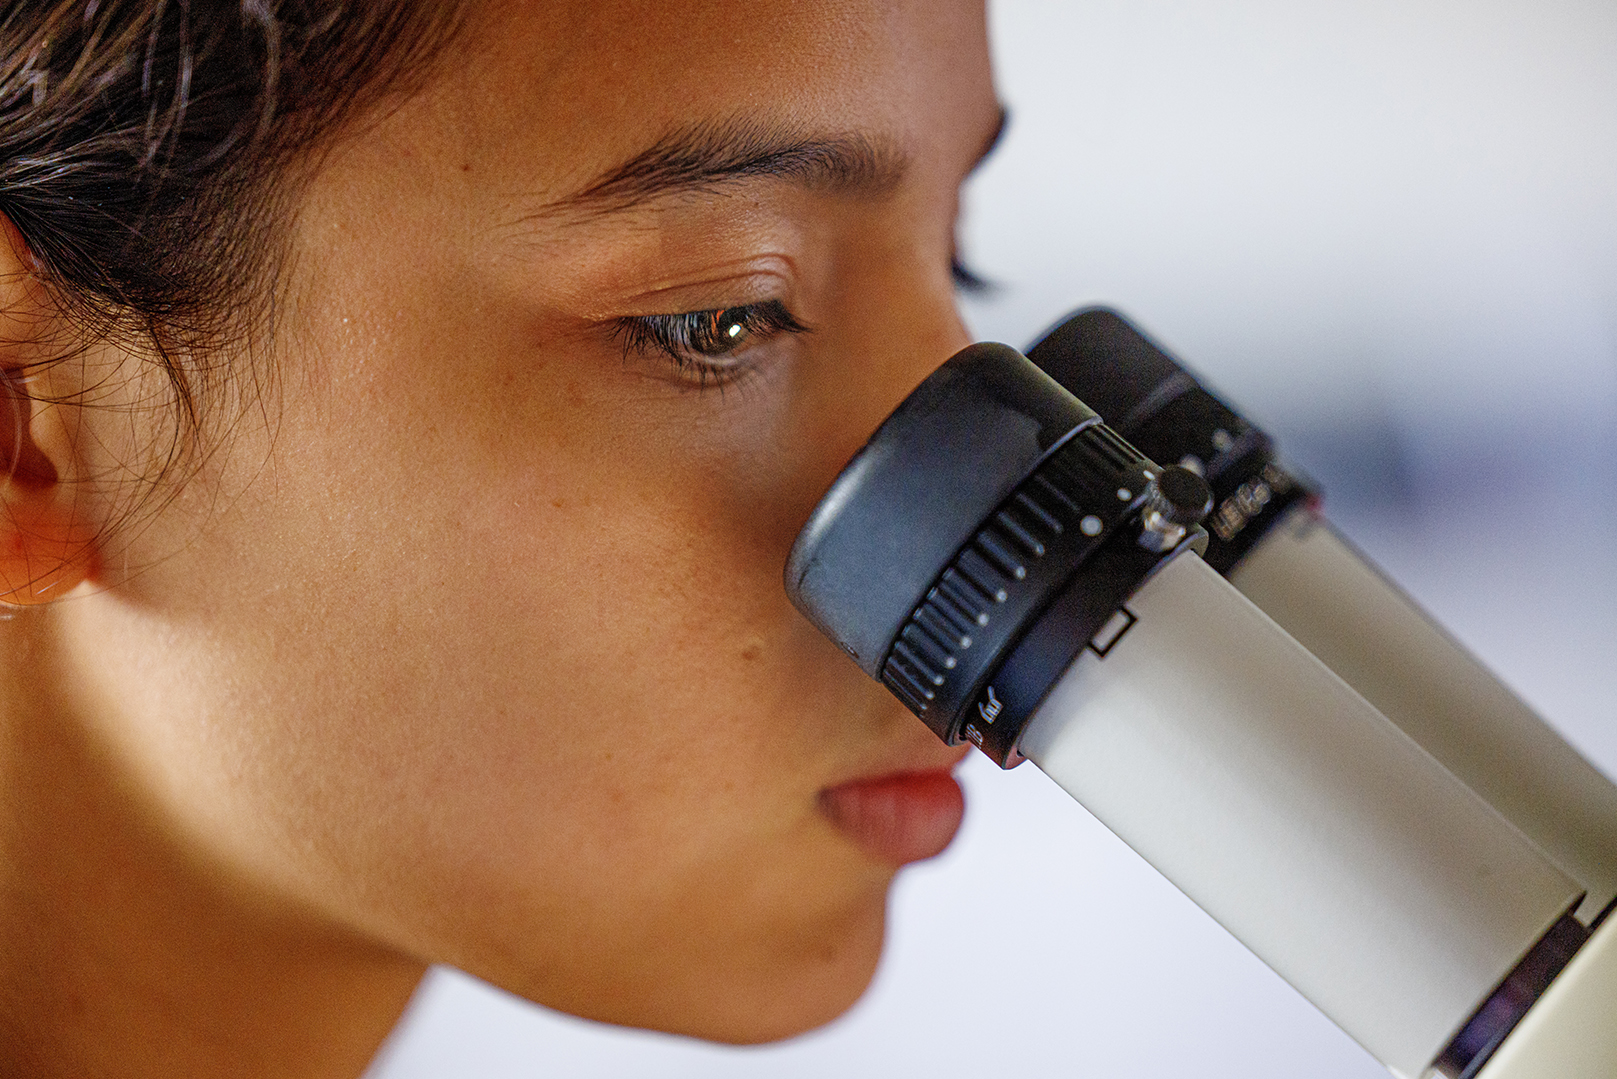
[1026,308,1313,571]
[785,342,1206,767]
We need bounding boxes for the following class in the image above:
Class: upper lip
[823,743,970,792]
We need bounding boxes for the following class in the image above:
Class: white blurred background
[368,2,1617,1076]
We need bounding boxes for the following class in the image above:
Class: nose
[861,286,975,423]
[772,279,979,752]
[787,282,975,521]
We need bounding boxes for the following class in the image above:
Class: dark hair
[0,0,465,465]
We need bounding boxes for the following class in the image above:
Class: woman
[0,1,1001,1075]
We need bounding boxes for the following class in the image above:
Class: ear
[0,217,100,605]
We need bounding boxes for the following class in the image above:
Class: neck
[0,613,425,1079]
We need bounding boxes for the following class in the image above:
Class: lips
[820,768,966,866]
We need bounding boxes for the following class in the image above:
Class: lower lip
[820,769,965,866]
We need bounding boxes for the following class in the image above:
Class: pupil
[704,309,748,351]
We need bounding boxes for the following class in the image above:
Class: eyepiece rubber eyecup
[786,341,1209,766]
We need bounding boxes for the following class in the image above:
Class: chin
[693,903,889,1046]
[516,879,893,1046]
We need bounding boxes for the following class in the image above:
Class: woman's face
[57,0,999,1041]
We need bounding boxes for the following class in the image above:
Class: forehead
[420,0,995,203]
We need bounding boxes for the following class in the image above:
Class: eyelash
[618,251,979,388]
[616,299,810,387]
[951,253,989,293]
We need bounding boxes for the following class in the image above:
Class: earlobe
[0,220,99,606]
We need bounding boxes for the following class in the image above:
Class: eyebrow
[550,117,911,215]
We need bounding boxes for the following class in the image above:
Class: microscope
[784,312,1617,1079]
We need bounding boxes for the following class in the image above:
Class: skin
[0,1,999,1075]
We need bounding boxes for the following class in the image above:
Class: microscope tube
[1229,507,1617,922]
[1018,550,1583,1079]
[1026,308,1617,922]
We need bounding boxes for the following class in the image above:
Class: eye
[616,299,810,387]
[951,252,989,293]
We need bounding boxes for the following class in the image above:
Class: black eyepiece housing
[785,341,1208,767]
[1026,309,1315,573]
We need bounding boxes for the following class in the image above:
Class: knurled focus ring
[880,422,1158,745]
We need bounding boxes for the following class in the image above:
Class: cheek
[128,346,902,1018]
[285,479,897,1040]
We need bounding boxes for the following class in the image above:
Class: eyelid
[602,257,798,318]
